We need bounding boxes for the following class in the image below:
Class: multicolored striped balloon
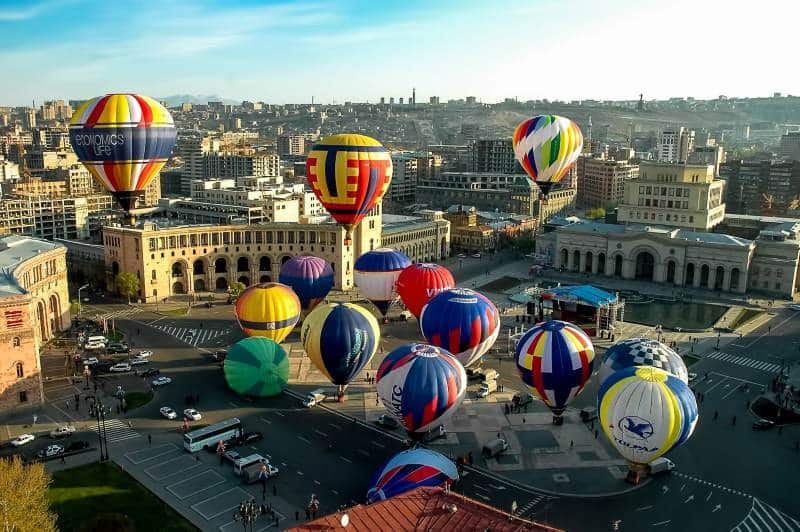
[367,448,458,503]
[234,283,301,343]
[278,256,334,313]
[514,320,595,417]
[598,366,698,466]
[376,343,466,435]
[512,115,583,196]
[305,134,392,243]
[300,302,380,386]
[354,248,411,316]
[598,338,688,386]
[419,288,500,368]
[69,93,176,215]
[224,337,289,397]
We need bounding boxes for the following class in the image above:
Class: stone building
[0,236,70,410]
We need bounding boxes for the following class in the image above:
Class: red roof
[287,486,562,532]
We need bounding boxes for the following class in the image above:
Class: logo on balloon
[618,416,654,440]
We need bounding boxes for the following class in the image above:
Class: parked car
[789,304,800,311]
[482,438,508,458]
[138,368,160,377]
[83,357,99,366]
[152,376,172,387]
[472,253,482,258]
[11,434,35,447]
[688,372,698,384]
[183,408,202,421]
[49,425,76,438]
[91,361,113,374]
[84,341,106,351]
[65,440,90,452]
[375,414,399,429]
[36,444,64,459]
[237,431,263,445]
[224,449,242,463]
[109,363,131,372]
[457,253,466,258]
[129,357,148,366]
[136,350,153,358]
[752,418,775,431]
[512,392,534,408]
[160,406,177,419]
[107,342,129,354]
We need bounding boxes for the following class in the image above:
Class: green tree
[586,207,606,220]
[116,272,140,303]
[0,456,57,532]
[229,281,246,298]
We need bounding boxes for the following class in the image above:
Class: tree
[0,456,56,532]
[229,281,246,298]
[116,272,140,303]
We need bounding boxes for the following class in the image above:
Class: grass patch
[106,330,124,342]
[49,462,197,532]
[159,307,189,317]
[481,276,523,292]
[125,391,153,410]
[728,308,765,330]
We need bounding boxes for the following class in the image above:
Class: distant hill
[159,94,240,106]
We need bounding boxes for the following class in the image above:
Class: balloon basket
[626,463,646,485]
[552,414,564,426]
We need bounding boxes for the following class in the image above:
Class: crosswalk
[704,352,781,373]
[151,325,228,347]
[91,418,142,444]
[96,307,144,320]
[732,497,800,532]
[514,494,553,518]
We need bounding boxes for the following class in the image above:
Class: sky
[0,0,797,106]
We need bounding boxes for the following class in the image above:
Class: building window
[13,337,20,347]
[776,269,783,278]
[776,282,781,290]
[151,270,157,280]
[689,216,694,223]
[19,391,27,403]
[16,362,23,378]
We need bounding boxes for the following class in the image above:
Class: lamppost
[232,499,262,532]
[77,284,89,317]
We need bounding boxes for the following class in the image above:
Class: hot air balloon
[69,94,177,225]
[396,263,455,319]
[598,366,698,484]
[300,302,380,399]
[367,448,458,503]
[305,134,392,244]
[514,320,595,424]
[278,256,334,314]
[224,337,289,397]
[375,343,466,436]
[598,338,688,386]
[234,283,301,343]
[512,115,583,197]
[419,288,500,368]
[354,248,411,317]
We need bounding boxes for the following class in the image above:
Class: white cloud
[0,0,71,21]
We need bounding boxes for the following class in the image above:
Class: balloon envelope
[278,256,334,312]
[512,115,583,196]
[598,366,698,465]
[300,302,380,386]
[598,338,688,386]
[419,288,500,367]
[514,320,595,415]
[354,248,411,315]
[396,263,455,318]
[69,93,177,213]
[234,283,301,343]
[376,343,467,434]
[305,134,392,239]
[367,448,458,503]
[224,337,289,397]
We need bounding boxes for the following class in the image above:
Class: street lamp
[77,284,90,317]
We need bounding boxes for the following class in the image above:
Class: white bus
[183,418,243,453]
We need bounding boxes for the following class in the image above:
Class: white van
[87,336,108,346]
[233,454,268,475]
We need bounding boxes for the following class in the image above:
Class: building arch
[193,259,206,275]
[259,275,272,283]
[111,260,120,277]
[666,260,677,284]
[48,293,62,332]
[730,268,741,291]
[237,256,250,273]
[259,256,271,272]
[214,257,228,273]
[634,251,655,281]
[560,248,569,269]
[238,275,250,286]
[685,263,696,286]
[714,266,725,291]
[171,261,185,278]
[194,278,206,292]
[613,254,623,277]
[597,253,606,274]
[280,255,292,265]
[572,250,580,272]
[215,277,229,291]
[584,251,593,273]
[700,264,710,287]
[172,281,185,294]
[16,362,23,378]
[36,300,47,340]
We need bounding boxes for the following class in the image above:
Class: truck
[477,380,498,398]
[241,461,279,484]
[303,388,327,408]
[647,457,675,475]
[233,454,268,475]
[480,369,499,382]
[482,438,508,458]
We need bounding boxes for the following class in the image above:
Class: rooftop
[287,487,561,532]
[382,214,435,234]
[557,221,753,246]
[0,235,62,296]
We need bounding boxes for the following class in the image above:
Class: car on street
[91,361,113,374]
[512,392,535,408]
[184,408,202,421]
[49,425,76,438]
[472,253,482,258]
[109,362,131,372]
[36,444,64,459]
[224,449,242,463]
[107,342,130,354]
[138,368,160,377]
[375,414,399,429]
[789,304,800,311]
[84,341,106,351]
[457,253,466,258]
[152,376,172,387]
[11,434,35,447]
[237,431,263,445]
[83,357,99,366]
[129,357,148,366]
[752,418,776,430]
[65,440,90,452]
[136,350,153,358]
[160,407,177,420]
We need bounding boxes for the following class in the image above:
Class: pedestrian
[732,415,737,426]
[570,440,574,449]
[375,397,380,406]
[148,434,152,444]
[273,484,277,496]
[713,410,719,421]
[468,451,473,464]
[594,429,598,439]
[524,404,528,413]
[522,417,526,424]
[305,508,310,520]
[497,432,501,439]
[196,455,201,463]
[65,400,70,409]
[60,455,65,464]
[275,515,279,526]
[295,510,300,521]
[366,372,370,383]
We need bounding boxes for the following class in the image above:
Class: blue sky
[0,0,795,106]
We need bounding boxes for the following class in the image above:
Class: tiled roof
[287,487,562,532]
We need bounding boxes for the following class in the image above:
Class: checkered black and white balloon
[598,337,688,386]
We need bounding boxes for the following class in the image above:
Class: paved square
[125,443,178,464]
[167,470,227,500]
[218,510,286,531]
[191,487,252,520]
[145,455,202,481]
[517,430,558,449]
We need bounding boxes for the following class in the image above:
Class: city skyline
[1,0,798,106]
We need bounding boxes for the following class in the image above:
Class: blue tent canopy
[542,285,617,308]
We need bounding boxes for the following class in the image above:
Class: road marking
[651,520,671,527]
[474,484,489,493]
[732,497,800,532]
[297,471,304,476]
[635,505,654,511]
[339,456,352,464]
[228,402,240,408]
[314,480,321,485]
[370,440,386,449]
[314,429,328,438]
[356,449,370,457]
[281,462,287,467]
[331,490,339,495]
[297,436,310,444]
[706,491,713,501]
[259,417,272,424]
[684,495,695,504]
[275,411,285,417]
[489,484,506,490]
[713,505,722,513]
[704,377,729,394]
[721,384,743,400]
[476,494,491,501]
[329,423,342,430]
[680,483,686,492]
[704,351,781,373]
